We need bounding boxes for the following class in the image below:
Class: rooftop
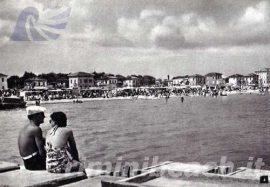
[172,75,189,79]
[0,73,7,77]
[228,74,243,78]
[97,76,118,80]
[205,72,222,76]
[255,68,270,72]
[244,73,258,77]
[25,77,47,82]
[189,74,204,77]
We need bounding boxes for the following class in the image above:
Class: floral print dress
[46,142,73,173]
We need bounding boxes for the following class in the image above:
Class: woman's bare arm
[67,130,79,161]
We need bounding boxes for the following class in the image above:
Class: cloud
[117,17,147,46]
[150,25,185,49]
[238,1,269,25]
[34,0,72,9]
[140,9,165,20]
[2,0,270,49]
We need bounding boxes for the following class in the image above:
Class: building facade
[163,79,173,87]
[0,73,8,89]
[172,76,189,86]
[25,77,47,89]
[188,74,205,86]
[68,72,94,89]
[205,72,223,88]
[96,76,119,90]
[227,74,243,87]
[124,75,139,87]
[243,73,259,86]
[255,68,270,86]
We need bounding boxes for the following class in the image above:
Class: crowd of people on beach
[0,86,268,103]
[0,89,19,97]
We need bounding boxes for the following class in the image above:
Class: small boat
[0,96,27,109]
[220,91,227,96]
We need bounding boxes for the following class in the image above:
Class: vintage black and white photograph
[0,0,270,186]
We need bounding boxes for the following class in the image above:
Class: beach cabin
[255,68,270,87]
[0,73,8,89]
[68,72,94,89]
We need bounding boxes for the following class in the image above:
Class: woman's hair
[50,111,67,127]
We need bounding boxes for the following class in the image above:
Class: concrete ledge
[100,162,269,187]
[0,162,20,173]
[63,176,124,187]
[85,168,109,178]
[0,169,86,187]
[229,168,270,181]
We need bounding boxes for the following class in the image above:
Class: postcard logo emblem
[10,7,71,41]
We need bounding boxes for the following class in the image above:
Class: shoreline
[26,96,163,105]
[26,90,266,106]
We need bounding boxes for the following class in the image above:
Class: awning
[190,85,202,88]
[33,87,48,90]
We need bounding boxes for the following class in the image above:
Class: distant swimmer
[181,96,184,103]
[165,95,168,102]
[165,92,170,102]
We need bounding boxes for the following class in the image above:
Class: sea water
[0,93,269,171]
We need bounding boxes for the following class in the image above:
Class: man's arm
[67,131,79,161]
[34,128,46,157]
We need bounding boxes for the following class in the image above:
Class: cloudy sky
[1,0,270,78]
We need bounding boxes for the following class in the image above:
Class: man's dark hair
[50,111,67,127]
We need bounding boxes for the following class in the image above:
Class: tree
[38,72,69,88]
[142,75,156,86]
[7,75,20,89]
[18,71,37,88]
[92,72,106,80]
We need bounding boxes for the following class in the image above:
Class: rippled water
[0,94,269,171]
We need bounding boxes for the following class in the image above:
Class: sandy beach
[25,89,266,106]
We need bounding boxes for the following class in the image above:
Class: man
[18,106,46,170]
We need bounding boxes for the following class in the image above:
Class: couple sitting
[18,106,84,173]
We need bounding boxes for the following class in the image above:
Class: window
[71,80,72,83]
[84,79,88,83]
[2,78,4,82]
[2,86,4,89]
[80,79,82,83]
[89,79,92,83]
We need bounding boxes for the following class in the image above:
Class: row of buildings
[1,68,270,90]
[68,69,270,89]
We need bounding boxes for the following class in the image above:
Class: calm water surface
[0,94,269,170]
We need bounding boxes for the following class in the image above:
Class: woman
[46,111,84,173]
